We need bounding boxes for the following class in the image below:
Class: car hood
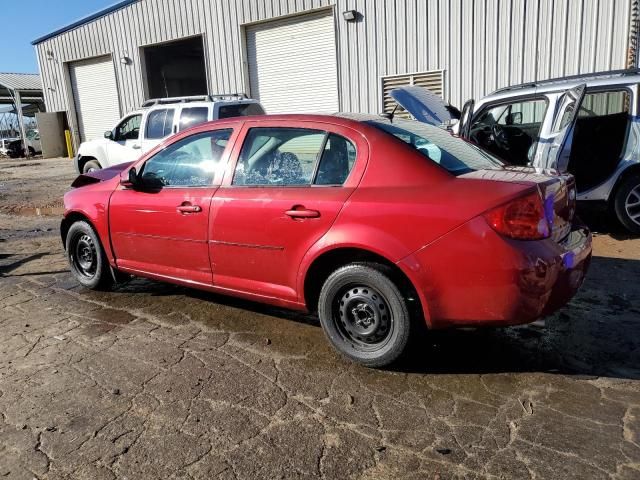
[71,162,133,188]
[78,137,110,153]
[389,86,457,126]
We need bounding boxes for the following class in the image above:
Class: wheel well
[60,212,93,248]
[611,164,640,201]
[303,248,423,318]
[78,156,100,173]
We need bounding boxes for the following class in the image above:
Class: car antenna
[379,104,399,123]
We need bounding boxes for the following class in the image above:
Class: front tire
[82,160,102,174]
[318,263,412,368]
[66,221,113,290]
[613,174,640,234]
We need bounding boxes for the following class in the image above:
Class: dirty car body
[61,114,592,367]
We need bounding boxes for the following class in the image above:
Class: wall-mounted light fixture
[342,10,357,21]
[46,50,54,61]
[120,55,132,65]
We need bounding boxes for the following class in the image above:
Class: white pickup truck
[75,94,265,173]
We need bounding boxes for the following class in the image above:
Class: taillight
[484,190,551,240]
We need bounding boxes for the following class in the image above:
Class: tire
[318,263,412,368]
[27,147,35,157]
[613,174,640,234]
[65,221,113,290]
[82,160,102,174]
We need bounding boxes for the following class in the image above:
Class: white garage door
[69,56,121,142]
[246,10,339,114]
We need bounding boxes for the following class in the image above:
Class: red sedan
[61,114,592,367]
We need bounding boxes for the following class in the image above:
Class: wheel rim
[624,184,640,227]
[71,233,97,279]
[334,284,394,351]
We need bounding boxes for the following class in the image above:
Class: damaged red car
[61,113,592,367]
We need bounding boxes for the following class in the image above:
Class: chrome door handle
[177,205,202,214]
[132,144,141,149]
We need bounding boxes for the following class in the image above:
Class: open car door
[458,99,475,139]
[389,86,456,126]
[532,83,586,172]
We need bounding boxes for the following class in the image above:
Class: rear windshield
[218,103,265,119]
[365,118,504,175]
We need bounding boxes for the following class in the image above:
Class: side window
[179,107,209,132]
[114,114,142,141]
[314,134,357,185]
[218,103,265,119]
[145,108,175,140]
[233,128,326,186]
[141,129,232,187]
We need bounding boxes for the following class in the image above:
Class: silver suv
[392,69,640,234]
[75,94,265,174]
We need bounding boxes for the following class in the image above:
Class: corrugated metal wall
[36,0,633,134]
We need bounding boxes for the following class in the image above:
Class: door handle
[285,206,320,219]
[177,204,202,214]
[132,144,141,149]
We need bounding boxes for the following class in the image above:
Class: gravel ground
[0,157,639,479]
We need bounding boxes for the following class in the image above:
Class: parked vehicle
[6,130,42,158]
[75,94,265,174]
[61,114,592,367]
[0,137,18,156]
[392,69,640,233]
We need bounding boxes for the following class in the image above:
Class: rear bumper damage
[400,217,592,329]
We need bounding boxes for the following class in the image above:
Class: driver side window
[114,114,142,142]
[471,98,547,165]
[141,129,233,187]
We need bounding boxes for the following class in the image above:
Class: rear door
[530,84,586,171]
[140,107,177,153]
[176,105,212,133]
[209,120,366,302]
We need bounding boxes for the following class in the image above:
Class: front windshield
[366,118,504,175]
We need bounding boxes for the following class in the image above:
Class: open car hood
[389,86,456,126]
[70,162,133,188]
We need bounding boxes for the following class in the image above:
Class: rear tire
[27,147,35,157]
[82,160,101,173]
[66,221,113,290]
[613,174,640,234]
[318,263,412,368]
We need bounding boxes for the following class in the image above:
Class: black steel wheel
[318,263,412,367]
[66,221,113,290]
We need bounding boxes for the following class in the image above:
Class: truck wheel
[613,174,640,234]
[27,147,35,156]
[318,263,412,368]
[82,160,101,173]
[66,221,113,290]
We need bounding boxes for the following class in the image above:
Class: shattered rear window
[366,118,504,175]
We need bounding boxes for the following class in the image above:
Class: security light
[343,10,357,21]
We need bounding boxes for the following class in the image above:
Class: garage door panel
[246,11,339,114]
[70,56,121,142]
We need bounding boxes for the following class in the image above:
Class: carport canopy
[0,73,44,156]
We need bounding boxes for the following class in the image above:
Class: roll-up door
[69,56,121,142]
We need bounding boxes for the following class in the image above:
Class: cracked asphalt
[1,157,639,479]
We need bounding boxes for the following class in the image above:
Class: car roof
[482,68,640,103]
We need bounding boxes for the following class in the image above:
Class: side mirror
[121,167,140,188]
[140,172,165,190]
[506,112,522,125]
[104,130,114,139]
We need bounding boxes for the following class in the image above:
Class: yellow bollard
[64,130,73,159]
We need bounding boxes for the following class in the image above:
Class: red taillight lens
[484,190,551,240]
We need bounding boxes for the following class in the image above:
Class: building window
[381,70,445,118]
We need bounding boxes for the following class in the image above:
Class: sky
[1,0,114,73]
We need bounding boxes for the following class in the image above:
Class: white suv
[75,95,265,173]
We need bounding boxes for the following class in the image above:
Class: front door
[109,127,235,284]
[106,114,143,165]
[210,123,362,302]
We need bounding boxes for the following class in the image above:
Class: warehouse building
[33,0,639,148]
